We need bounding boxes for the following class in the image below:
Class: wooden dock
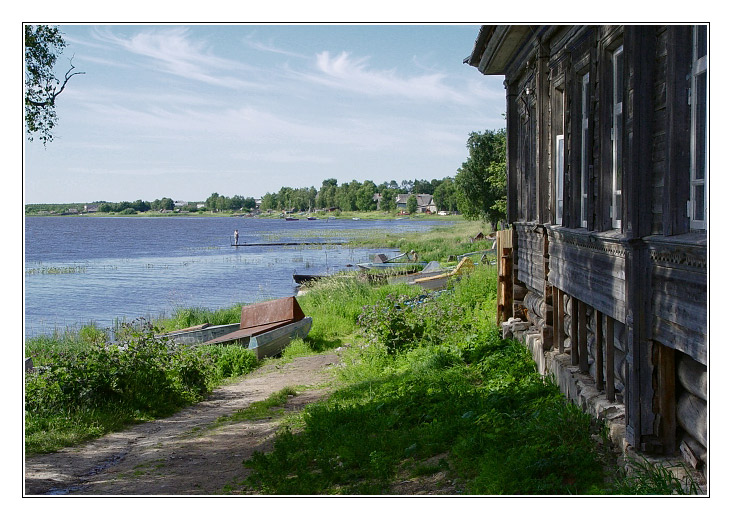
[231,242,346,247]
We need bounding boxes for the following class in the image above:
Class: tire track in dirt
[25,353,340,495]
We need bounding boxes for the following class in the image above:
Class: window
[611,46,624,229]
[580,72,590,227]
[690,25,707,230]
[553,84,565,226]
[556,134,564,225]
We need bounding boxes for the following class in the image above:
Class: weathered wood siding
[469,24,707,461]
[646,238,707,364]
[515,224,547,295]
[547,229,626,323]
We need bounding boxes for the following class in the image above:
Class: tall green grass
[24,320,260,455]
[242,265,699,495]
[156,305,243,332]
[297,273,424,351]
[243,266,613,494]
[351,220,495,262]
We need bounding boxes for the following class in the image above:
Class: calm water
[24,216,451,338]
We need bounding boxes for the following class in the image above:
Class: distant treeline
[23,178,459,215]
[258,177,459,213]
[25,129,507,224]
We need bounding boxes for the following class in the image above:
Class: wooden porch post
[605,315,615,403]
[570,296,579,365]
[594,309,604,390]
[578,300,589,373]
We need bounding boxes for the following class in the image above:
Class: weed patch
[24,320,260,455]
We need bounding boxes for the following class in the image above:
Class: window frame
[580,72,590,228]
[611,45,624,230]
[555,133,565,225]
[551,76,566,227]
[689,25,708,230]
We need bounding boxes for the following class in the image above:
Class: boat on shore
[159,297,311,360]
[412,257,476,290]
[357,250,426,272]
[386,261,447,285]
[293,273,325,285]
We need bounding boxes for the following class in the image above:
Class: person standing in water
[234,229,239,246]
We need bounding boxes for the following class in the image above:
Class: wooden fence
[495,228,514,326]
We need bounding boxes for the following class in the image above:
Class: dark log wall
[471,24,707,462]
[646,237,707,364]
[561,294,627,400]
[651,27,669,235]
[548,229,626,322]
[515,224,547,295]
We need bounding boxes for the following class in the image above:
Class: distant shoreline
[25,210,462,221]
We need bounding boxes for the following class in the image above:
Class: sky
[23,24,507,204]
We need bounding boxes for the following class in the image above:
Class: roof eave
[465,25,535,75]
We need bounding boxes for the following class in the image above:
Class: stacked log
[676,354,707,465]
[561,293,626,400]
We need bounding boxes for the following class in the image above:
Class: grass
[24,321,261,455]
[24,220,699,495]
[350,219,495,263]
[238,265,700,495]
[215,386,301,425]
[156,305,243,332]
[242,267,617,495]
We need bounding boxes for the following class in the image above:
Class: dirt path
[24,353,341,495]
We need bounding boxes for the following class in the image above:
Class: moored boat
[356,250,426,272]
[412,257,475,290]
[160,297,311,360]
[293,273,325,284]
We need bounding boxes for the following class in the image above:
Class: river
[24,215,451,338]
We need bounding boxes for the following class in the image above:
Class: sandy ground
[24,353,340,496]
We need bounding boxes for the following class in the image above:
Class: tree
[454,129,507,228]
[159,197,174,211]
[412,179,434,195]
[131,199,150,212]
[24,25,84,145]
[356,180,377,211]
[205,193,220,211]
[242,197,257,211]
[406,194,418,214]
[433,177,458,212]
[259,192,278,211]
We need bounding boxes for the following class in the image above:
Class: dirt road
[24,353,341,495]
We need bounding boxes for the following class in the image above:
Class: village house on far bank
[467,25,707,472]
[395,194,438,213]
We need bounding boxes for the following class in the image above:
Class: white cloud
[92,27,259,89]
[295,50,491,105]
[242,34,310,59]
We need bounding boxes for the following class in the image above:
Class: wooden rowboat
[357,250,426,272]
[160,297,312,360]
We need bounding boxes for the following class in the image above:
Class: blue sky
[23,24,507,204]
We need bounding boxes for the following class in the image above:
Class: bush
[204,344,259,378]
[25,320,215,416]
[358,294,425,354]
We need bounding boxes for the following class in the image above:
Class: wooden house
[395,194,437,213]
[467,26,708,466]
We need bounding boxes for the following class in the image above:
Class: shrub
[25,319,215,416]
[205,344,259,378]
